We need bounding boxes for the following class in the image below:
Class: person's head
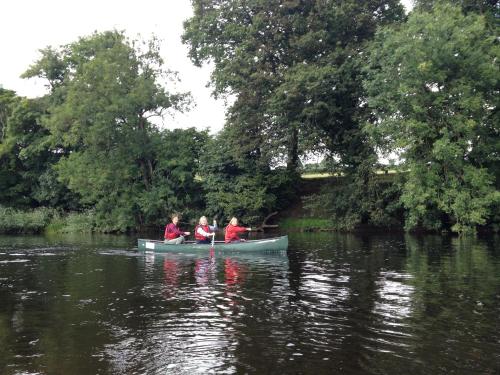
[230,217,238,226]
[171,214,180,225]
[199,216,208,225]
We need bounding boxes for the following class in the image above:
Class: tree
[0,91,75,208]
[183,0,405,173]
[0,88,17,142]
[365,3,500,232]
[198,126,295,225]
[413,0,500,18]
[22,31,199,231]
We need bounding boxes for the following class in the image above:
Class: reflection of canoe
[137,236,288,253]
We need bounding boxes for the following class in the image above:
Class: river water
[0,233,499,374]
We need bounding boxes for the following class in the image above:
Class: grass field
[279,217,333,230]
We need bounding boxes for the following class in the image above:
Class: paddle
[209,232,215,257]
[210,218,217,249]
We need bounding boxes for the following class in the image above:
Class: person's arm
[209,219,218,231]
[235,225,251,233]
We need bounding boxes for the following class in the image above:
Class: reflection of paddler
[224,258,246,286]
[163,259,179,298]
[194,256,216,286]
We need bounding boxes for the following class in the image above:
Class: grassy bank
[0,206,54,234]
[0,206,98,234]
[277,173,403,232]
[45,211,97,234]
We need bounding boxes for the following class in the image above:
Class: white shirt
[196,224,217,237]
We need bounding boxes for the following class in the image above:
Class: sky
[0,0,226,132]
[1,0,412,134]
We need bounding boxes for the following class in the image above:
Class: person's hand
[247,227,252,231]
[184,231,190,235]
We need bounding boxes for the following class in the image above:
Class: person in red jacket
[224,217,252,243]
[164,214,190,244]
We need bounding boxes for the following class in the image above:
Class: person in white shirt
[194,216,218,244]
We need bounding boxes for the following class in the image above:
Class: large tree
[365,3,499,232]
[0,91,75,208]
[23,31,203,231]
[183,0,405,173]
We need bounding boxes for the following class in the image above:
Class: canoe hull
[137,236,288,253]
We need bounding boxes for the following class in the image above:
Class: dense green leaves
[199,127,297,225]
[183,0,405,171]
[365,3,499,232]
[1,3,498,234]
[17,31,204,231]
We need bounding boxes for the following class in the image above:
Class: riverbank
[2,172,498,235]
[0,206,97,234]
[276,175,498,234]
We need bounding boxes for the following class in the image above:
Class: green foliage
[183,0,405,171]
[21,31,201,231]
[0,206,55,234]
[364,4,499,233]
[279,217,333,231]
[199,128,298,225]
[0,93,77,209]
[46,210,97,234]
[183,0,406,228]
[413,0,500,19]
[303,162,404,230]
[0,88,17,141]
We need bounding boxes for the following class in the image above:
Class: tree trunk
[287,126,299,172]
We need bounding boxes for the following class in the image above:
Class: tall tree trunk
[139,159,151,190]
[286,125,299,172]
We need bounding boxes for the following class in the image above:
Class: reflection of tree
[402,235,500,372]
[0,241,140,374]
[284,233,416,373]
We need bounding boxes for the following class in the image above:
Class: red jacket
[225,224,247,243]
[195,224,211,241]
[164,223,183,240]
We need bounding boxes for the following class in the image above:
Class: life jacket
[164,224,179,240]
[195,224,211,240]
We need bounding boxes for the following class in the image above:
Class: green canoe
[137,235,288,253]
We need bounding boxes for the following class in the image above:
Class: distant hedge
[0,206,55,234]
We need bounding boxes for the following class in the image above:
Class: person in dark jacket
[164,214,190,244]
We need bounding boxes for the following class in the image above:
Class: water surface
[0,233,499,374]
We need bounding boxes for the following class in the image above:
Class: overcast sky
[0,0,412,134]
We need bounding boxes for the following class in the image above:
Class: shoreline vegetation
[1,3,498,237]
[0,206,97,235]
[2,173,497,236]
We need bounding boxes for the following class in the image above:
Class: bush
[46,210,97,233]
[0,206,55,234]
[303,171,405,230]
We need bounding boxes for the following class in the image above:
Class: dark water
[0,233,499,375]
